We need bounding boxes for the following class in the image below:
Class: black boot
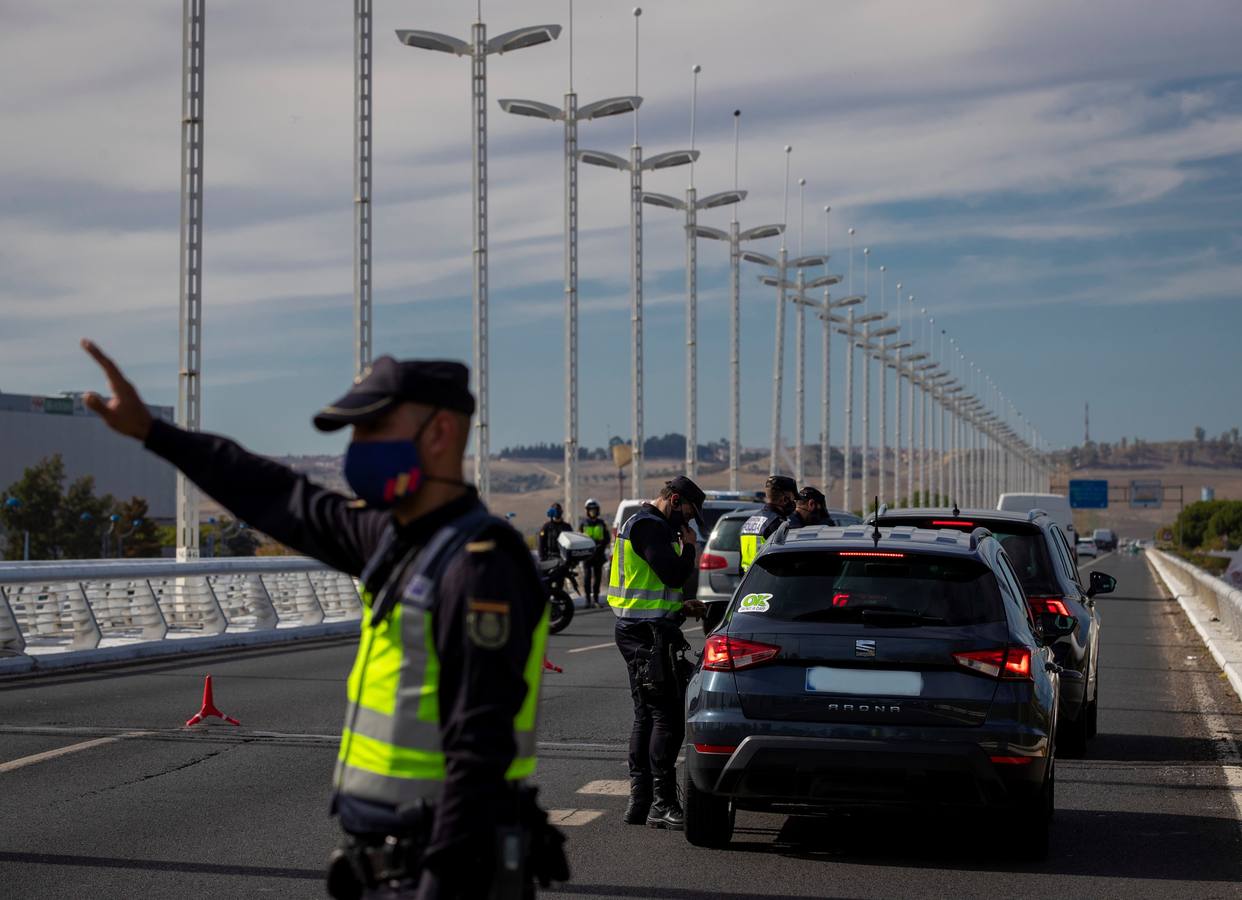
[623,780,652,825]
[646,776,684,830]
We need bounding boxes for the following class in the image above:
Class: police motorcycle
[539,530,595,634]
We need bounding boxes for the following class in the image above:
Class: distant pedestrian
[579,498,609,607]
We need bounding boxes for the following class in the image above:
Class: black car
[869,508,1113,756]
[684,523,1073,858]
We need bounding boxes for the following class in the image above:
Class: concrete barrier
[1146,548,1242,703]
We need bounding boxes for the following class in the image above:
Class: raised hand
[80,339,154,441]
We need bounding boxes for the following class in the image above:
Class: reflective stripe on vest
[334,522,548,808]
[606,508,683,619]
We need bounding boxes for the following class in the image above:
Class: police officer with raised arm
[608,476,706,830]
[739,475,798,572]
[787,485,832,529]
[80,341,566,900]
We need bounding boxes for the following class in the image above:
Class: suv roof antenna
[952,501,960,517]
[871,496,881,547]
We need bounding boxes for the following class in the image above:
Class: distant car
[1091,529,1117,552]
[1076,538,1099,559]
[685,522,1069,858]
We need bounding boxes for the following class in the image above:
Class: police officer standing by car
[578,499,609,607]
[787,486,831,529]
[608,476,706,830]
[739,475,798,572]
[79,341,566,900]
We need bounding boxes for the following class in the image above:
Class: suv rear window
[707,517,746,553]
[738,551,1005,626]
[878,518,1059,597]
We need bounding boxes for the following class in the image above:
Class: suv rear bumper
[687,734,1048,811]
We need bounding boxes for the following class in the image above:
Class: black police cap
[765,474,798,495]
[313,356,475,432]
[664,475,706,529]
[798,486,826,505]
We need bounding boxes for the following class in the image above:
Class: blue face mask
[344,440,423,509]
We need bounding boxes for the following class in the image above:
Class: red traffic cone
[543,657,563,674]
[185,675,240,727]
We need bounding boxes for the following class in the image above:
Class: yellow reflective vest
[606,508,684,619]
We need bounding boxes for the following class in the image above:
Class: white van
[997,493,1078,545]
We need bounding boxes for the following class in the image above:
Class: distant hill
[1053,428,1242,471]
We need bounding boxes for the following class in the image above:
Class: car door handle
[1044,661,1062,674]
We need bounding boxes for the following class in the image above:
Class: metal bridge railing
[0,558,362,657]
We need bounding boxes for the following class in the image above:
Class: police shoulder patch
[466,599,510,649]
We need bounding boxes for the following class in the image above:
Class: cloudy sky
[3,0,1241,457]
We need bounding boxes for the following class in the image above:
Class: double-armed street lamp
[748,148,826,475]
[694,111,784,490]
[396,7,562,502]
[579,7,697,496]
[499,2,639,515]
[641,65,746,479]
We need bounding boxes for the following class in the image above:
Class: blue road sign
[1069,479,1108,509]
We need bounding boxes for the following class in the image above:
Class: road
[1,552,1240,898]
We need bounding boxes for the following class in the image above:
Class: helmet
[584,498,600,510]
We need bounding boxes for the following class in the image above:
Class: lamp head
[633,7,642,15]
[784,145,792,154]
[692,64,701,74]
[798,177,806,186]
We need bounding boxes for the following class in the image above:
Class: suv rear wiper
[860,609,947,627]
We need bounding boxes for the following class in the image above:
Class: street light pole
[861,247,871,511]
[695,113,782,491]
[579,8,696,497]
[772,147,792,474]
[844,227,856,513]
[176,0,205,561]
[397,10,562,504]
[794,178,807,484]
[893,280,903,504]
[353,0,373,376]
[499,2,639,518]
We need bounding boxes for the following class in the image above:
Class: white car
[1076,538,1099,559]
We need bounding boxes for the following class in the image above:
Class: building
[0,391,176,519]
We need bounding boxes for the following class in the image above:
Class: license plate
[805,667,923,696]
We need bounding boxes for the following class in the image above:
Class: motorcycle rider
[537,503,572,562]
[579,499,609,607]
[738,475,797,572]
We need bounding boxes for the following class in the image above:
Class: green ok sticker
[739,593,773,613]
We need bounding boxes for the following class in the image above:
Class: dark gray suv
[683,523,1070,858]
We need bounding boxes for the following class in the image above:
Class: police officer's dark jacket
[143,418,545,873]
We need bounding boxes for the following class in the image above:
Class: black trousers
[582,558,605,600]
[614,619,685,787]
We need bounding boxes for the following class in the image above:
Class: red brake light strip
[838,551,906,558]
[931,519,975,527]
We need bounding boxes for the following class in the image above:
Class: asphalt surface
[1,551,1240,899]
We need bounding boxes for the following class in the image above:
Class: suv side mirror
[1087,571,1116,598]
[1040,613,1078,640]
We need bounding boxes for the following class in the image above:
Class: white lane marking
[546,809,605,826]
[0,731,148,774]
[567,641,615,654]
[577,779,631,796]
[1077,551,1113,571]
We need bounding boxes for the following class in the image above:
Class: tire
[1058,700,1089,758]
[701,602,727,636]
[683,771,734,848]
[547,589,574,635]
[1012,758,1053,861]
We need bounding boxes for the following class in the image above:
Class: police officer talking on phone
[607,476,706,830]
[79,341,567,899]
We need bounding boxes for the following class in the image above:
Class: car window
[988,530,1058,596]
[994,552,1036,629]
[1049,525,1082,587]
[707,518,746,553]
[738,551,1005,626]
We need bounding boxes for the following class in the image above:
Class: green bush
[1172,500,1242,550]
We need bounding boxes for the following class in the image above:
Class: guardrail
[0,558,362,658]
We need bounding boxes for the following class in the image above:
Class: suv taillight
[953,647,1033,680]
[1027,595,1071,616]
[703,635,781,671]
[699,552,728,571]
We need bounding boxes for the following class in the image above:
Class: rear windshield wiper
[860,609,947,627]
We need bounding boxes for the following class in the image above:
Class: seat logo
[855,639,876,658]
